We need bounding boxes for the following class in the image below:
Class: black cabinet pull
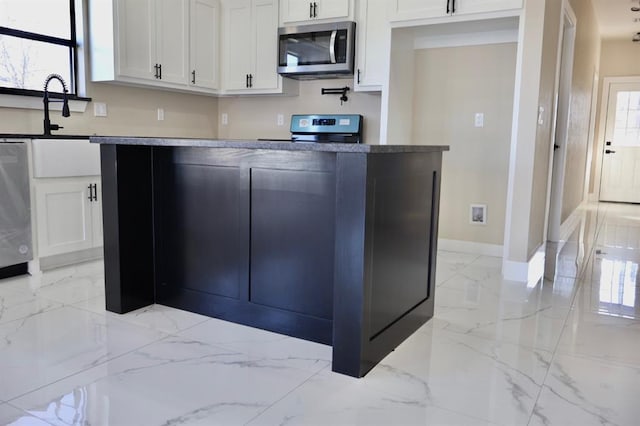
[87,184,93,201]
[452,0,456,13]
[357,69,361,84]
[246,74,249,88]
[192,70,196,84]
[313,2,317,17]
[93,183,98,202]
[310,2,313,18]
[446,0,450,14]
[158,64,162,79]
[605,149,616,154]
[249,74,253,88]
[154,64,159,79]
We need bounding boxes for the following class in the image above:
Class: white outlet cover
[474,113,484,128]
[94,102,107,117]
[221,113,228,125]
[157,108,165,121]
[277,114,284,126]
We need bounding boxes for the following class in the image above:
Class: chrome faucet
[43,74,71,136]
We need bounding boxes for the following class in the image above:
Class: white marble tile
[435,250,480,286]
[362,327,552,425]
[435,274,570,351]
[556,307,640,366]
[0,403,53,426]
[0,290,63,325]
[248,369,496,426]
[530,354,640,426]
[35,272,105,306]
[11,336,321,426]
[0,305,167,401]
[178,318,332,372]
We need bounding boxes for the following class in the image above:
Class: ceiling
[591,0,640,39]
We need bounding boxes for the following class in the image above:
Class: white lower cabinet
[35,178,103,258]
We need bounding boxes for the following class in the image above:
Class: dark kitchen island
[92,137,448,378]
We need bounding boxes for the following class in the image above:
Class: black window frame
[0,0,85,99]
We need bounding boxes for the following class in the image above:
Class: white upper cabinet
[354,0,390,91]
[155,0,190,84]
[89,0,220,94]
[221,0,283,93]
[390,0,522,22]
[190,0,220,89]
[280,0,353,25]
[115,0,188,84]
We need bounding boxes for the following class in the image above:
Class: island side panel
[100,144,155,313]
[332,151,443,378]
[360,152,443,375]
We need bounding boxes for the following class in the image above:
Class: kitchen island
[92,137,448,377]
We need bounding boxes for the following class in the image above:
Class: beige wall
[561,0,600,221]
[527,0,562,255]
[217,79,381,143]
[412,43,517,246]
[589,39,640,193]
[0,81,218,138]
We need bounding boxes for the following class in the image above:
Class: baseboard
[438,239,503,257]
[39,247,104,271]
[502,247,545,284]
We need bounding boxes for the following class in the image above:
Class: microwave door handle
[329,30,337,64]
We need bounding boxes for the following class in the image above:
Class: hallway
[0,202,638,425]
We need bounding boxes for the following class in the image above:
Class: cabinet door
[222,0,252,90]
[156,0,189,84]
[116,0,157,80]
[190,0,219,89]
[455,0,522,15]
[280,0,350,23]
[251,0,279,90]
[355,0,389,91]
[35,180,94,257]
[390,0,448,21]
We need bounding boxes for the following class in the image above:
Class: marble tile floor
[1,202,639,425]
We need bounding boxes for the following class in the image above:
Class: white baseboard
[502,248,545,284]
[438,239,503,257]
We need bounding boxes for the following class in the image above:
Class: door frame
[545,0,576,243]
[593,76,640,201]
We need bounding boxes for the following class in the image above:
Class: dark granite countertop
[0,134,92,140]
[90,136,449,153]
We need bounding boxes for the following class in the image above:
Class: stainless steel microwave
[277,21,356,79]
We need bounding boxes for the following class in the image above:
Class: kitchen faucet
[43,74,70,136]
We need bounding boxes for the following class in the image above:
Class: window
[0,0,78,96]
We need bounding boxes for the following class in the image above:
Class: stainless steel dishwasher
[0,142,32,278]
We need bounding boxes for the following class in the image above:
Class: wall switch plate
[157,108,165,121]
[94,102,107,117]
[221,113,228,125]
[277,113,284,126]
[474,113,484,128]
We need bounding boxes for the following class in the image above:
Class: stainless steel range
[290,114,362,143]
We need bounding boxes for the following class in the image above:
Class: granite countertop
[0,134,92,140]
[90,136,449,153]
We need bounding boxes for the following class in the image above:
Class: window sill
[0,92,90,113]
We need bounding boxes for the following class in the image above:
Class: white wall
[412,43,517,247]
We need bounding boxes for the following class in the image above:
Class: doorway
[599,80,640,203]
[546,2,576,242]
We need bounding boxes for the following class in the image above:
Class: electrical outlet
[474,113,484,128]
[157,108,165,121]
[94,102,107,117]
[277,113,284,126]
[221,113,228,125]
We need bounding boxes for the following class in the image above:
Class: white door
[600,83,640,203]
[116,0,156,80]
[190,0,219,89]
[156,0,189,84]
[36,181,94,257]
[222,0,252,90]
[252,0,279,90]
